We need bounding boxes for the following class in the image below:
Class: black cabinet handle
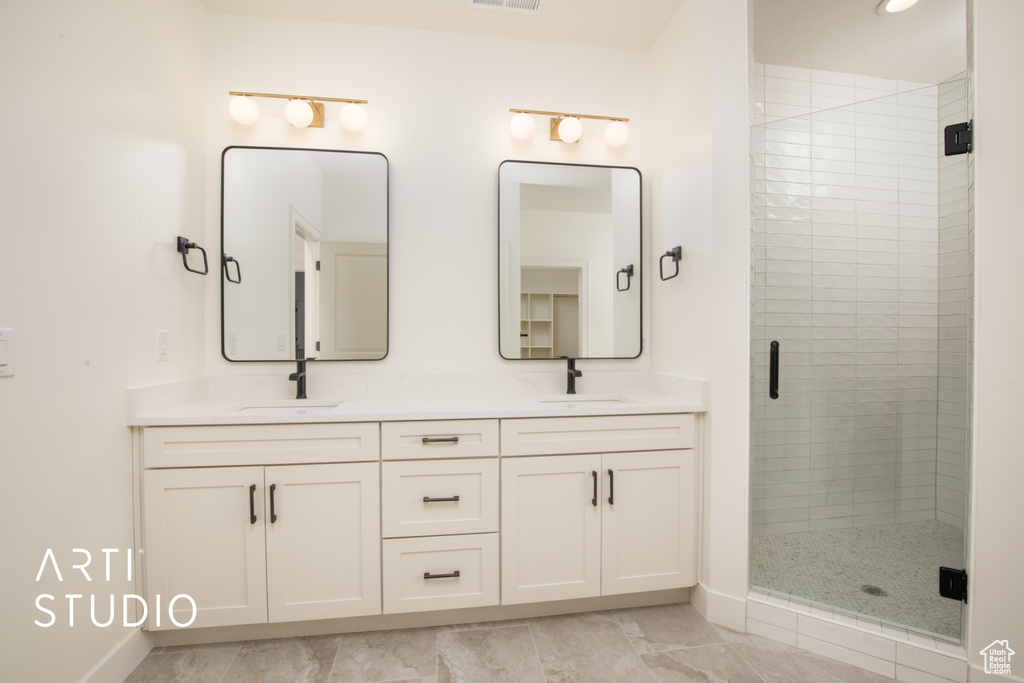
[592,470,598,507]
[249,484,257,524]
[769,341,780,400]
[422,436,459,444]
[423,571,461,580]
[269,483,277,523]
[423,495,460,503]
[223,255,242,284]
[608,469,614,505]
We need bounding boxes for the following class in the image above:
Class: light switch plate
[0,328,14,377]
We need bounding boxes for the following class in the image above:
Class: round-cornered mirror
[498,160,642,360]
[221,146,388,362]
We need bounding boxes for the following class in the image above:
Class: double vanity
[128,379,706,640]
[131,148,705,642]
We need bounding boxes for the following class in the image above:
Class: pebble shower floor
[752,519,963,639]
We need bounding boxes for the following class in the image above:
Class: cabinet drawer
[382,459,498,537]
[143,423,380,468]
[381,420,499,460]
[500,413,694,456]
[382,534,499,614]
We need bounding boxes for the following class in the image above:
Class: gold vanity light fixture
[508,108,630,147]
[228,92,369,131]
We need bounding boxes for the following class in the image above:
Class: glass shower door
[751,80,969,641]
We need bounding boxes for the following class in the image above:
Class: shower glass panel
[751,79,969,642]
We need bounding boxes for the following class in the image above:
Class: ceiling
[754,0,966,84]
[199,0,687,52]
[200,0,967,81]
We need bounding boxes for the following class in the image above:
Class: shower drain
[861,585,888,597]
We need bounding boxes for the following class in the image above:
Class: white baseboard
[81,628,153,683]
[693,582,746,631]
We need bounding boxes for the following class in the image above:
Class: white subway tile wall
[752,64,970,539]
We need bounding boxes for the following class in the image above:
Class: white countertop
[127,373,708,426]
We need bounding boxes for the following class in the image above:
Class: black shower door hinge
[939,567,968,603]
[944,121,972,156]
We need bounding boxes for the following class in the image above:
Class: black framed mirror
[221,146,388,362]
[498,160,642,360]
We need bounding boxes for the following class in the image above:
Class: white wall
[967,0,1024,674]
[0,0,207,680]
[204,15,653,376]
[648,0,713,378]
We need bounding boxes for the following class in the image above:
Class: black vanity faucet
[288,356,307,400]
[564,356,582,395]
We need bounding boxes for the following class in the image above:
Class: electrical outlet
[157,330,169,362]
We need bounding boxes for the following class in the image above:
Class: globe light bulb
[228,95,259,125]
[339,103,367,132]
[604,121,629,147]
[284,99,314,128]
[557,116,582,143]
[510,113,535,140]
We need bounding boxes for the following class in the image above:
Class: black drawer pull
[423,571,460,580]
[592,470,598,507]
[422,436,460,444]
[249,484,257,524]
[269,483,277,523]
[423,495,460,503]
[608,469,614,505]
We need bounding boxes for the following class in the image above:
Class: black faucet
[563,356,582,395]
[288,351,307,400]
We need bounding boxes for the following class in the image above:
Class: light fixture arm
[508,108,628,123]
[229,91,368,105]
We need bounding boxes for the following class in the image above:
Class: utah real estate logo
[980,640,1015,676]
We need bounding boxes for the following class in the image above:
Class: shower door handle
[769,341,779,400]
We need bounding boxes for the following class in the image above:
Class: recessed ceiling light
[877,0,920,15]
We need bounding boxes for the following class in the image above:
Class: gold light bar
[228,92,368,129]
[509,108,628,122]
[229,91,368,104]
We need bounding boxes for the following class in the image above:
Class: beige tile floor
[125,603,898,682]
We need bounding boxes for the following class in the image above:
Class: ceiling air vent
[467,0,543,15]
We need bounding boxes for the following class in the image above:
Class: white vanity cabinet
[500,414,696,605]
[141,424,381,630]
[133,407,702,636]
[380,420,501,614]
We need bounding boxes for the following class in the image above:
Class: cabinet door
[265,463,381,622]
[143,467,267,630]
[501,454,601,604]
[602,450,695,595]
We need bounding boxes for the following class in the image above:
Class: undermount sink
[535,395,632,405]
[227,398,344,414]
